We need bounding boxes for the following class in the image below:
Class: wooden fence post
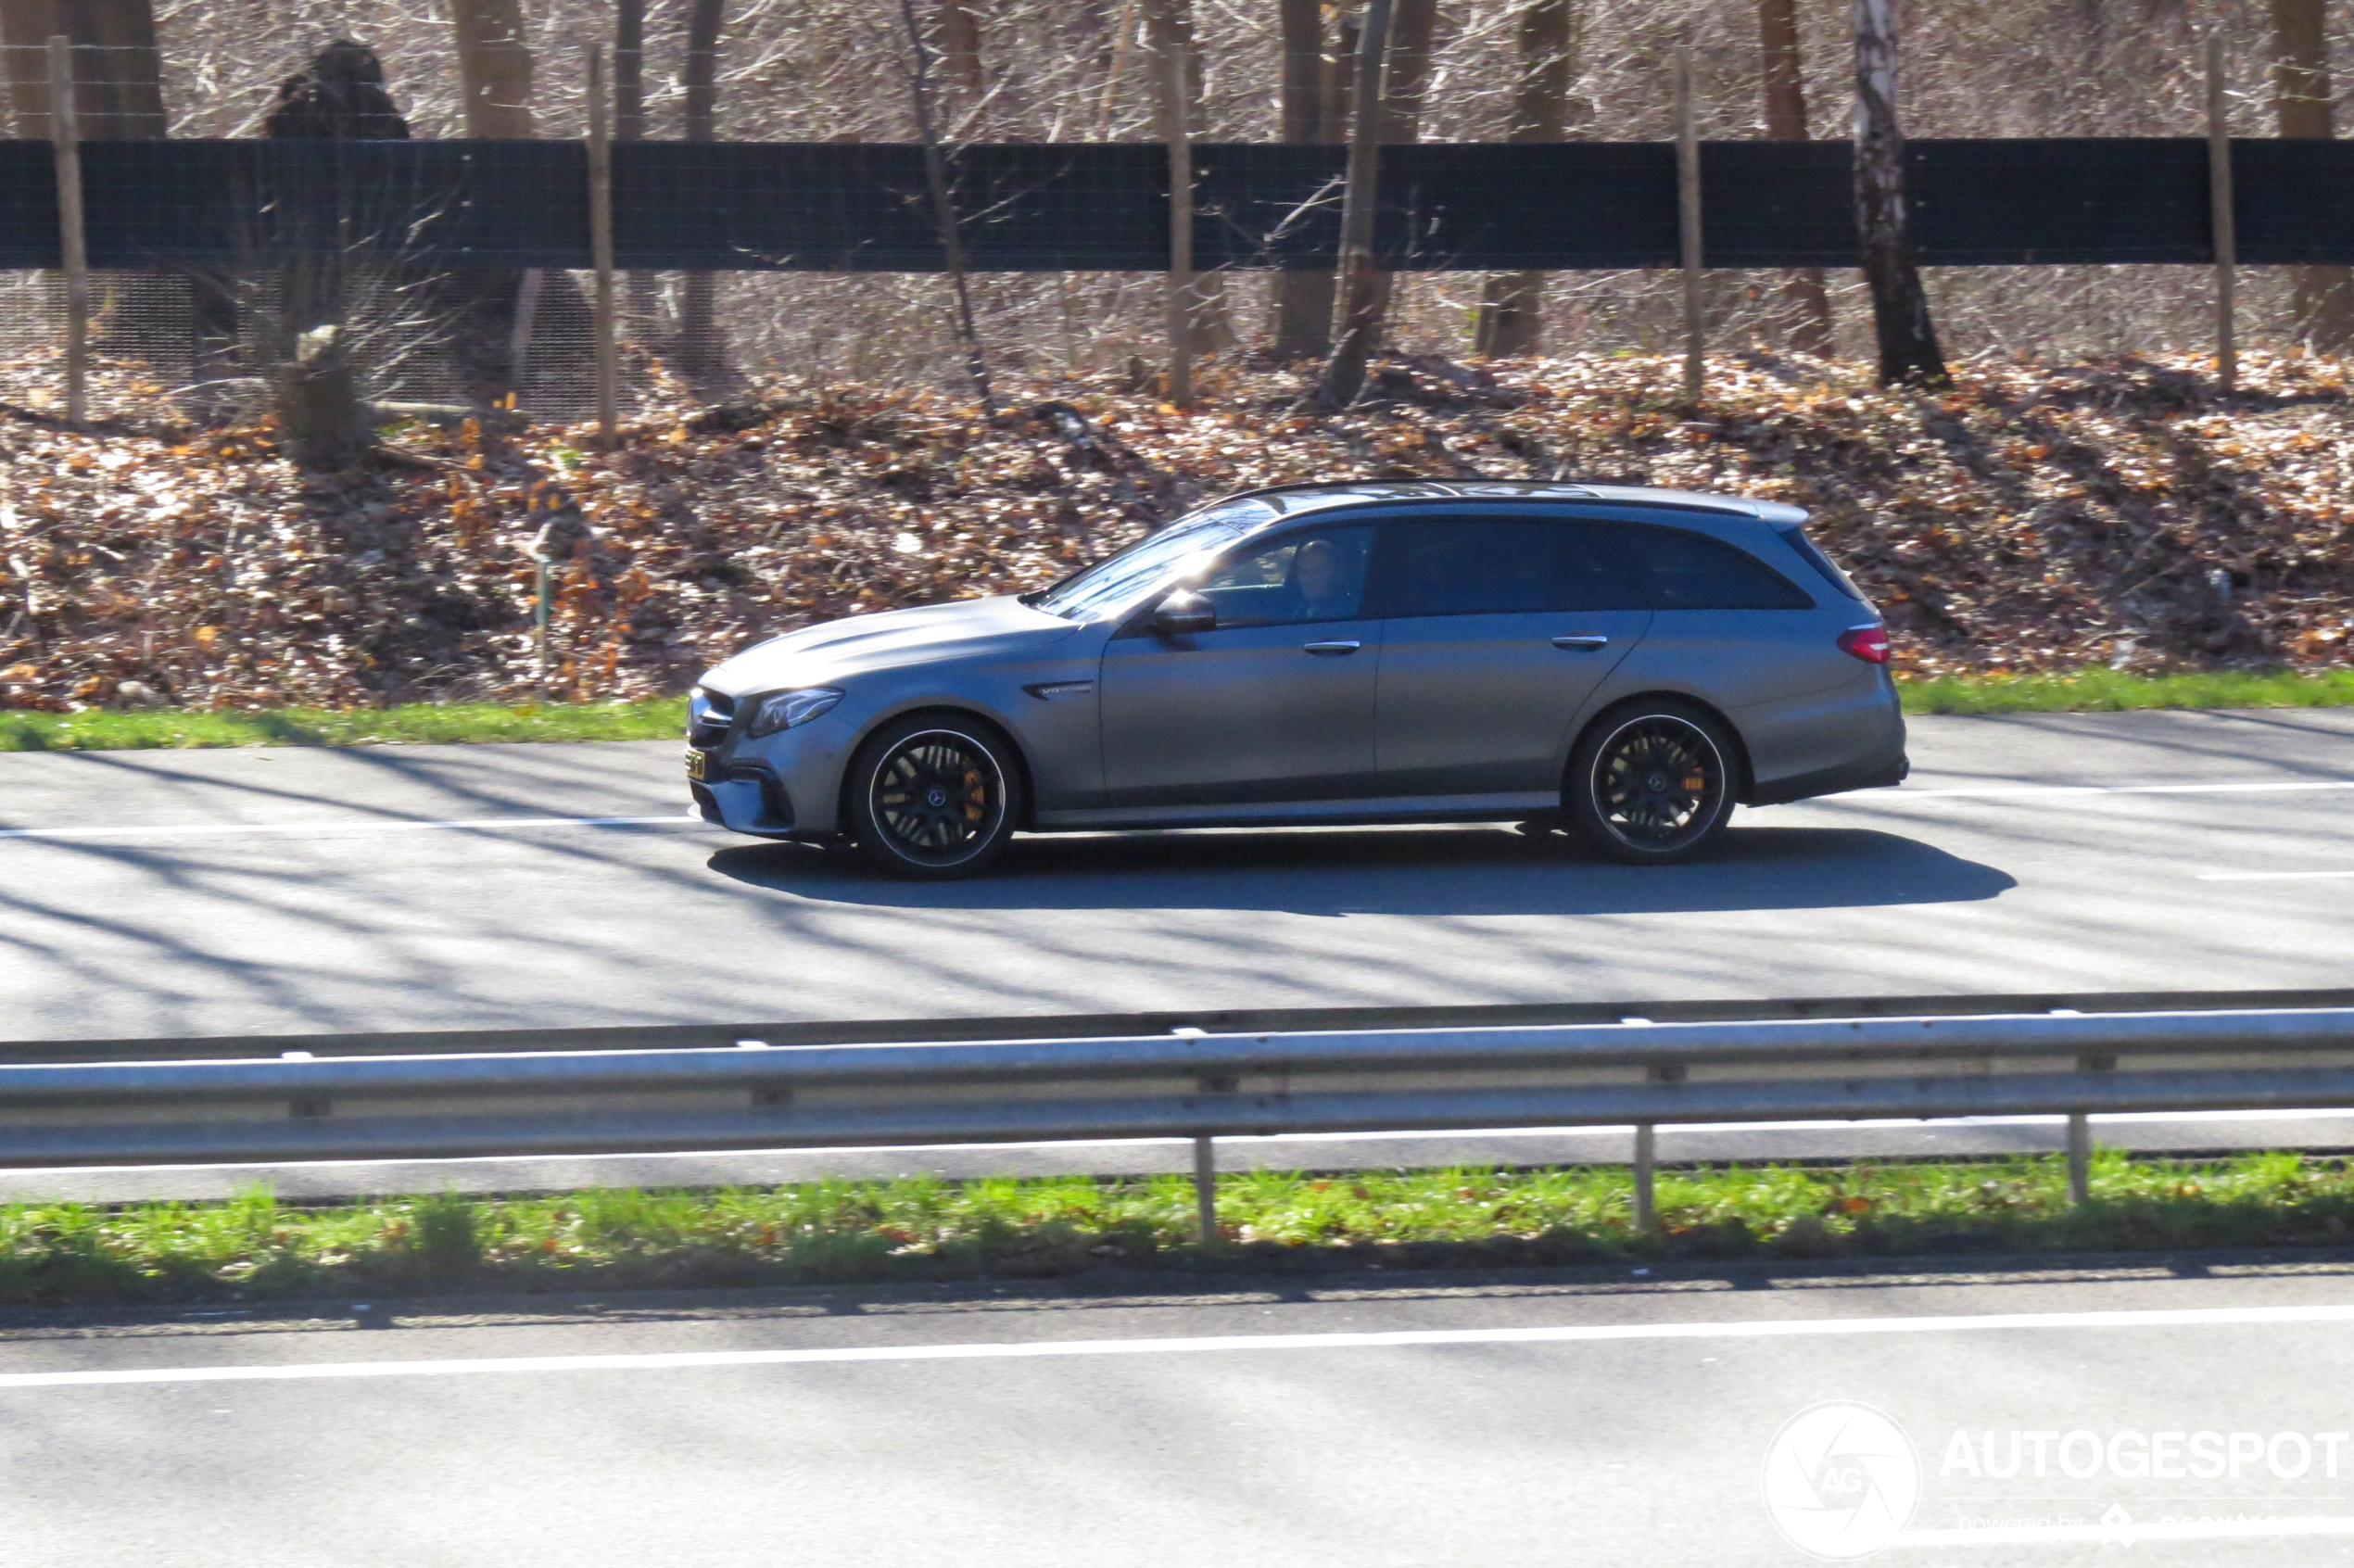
[2207,31,2237,393]
[1675,41,1703,405]
[45,35,86,426]
[587,43,618,446]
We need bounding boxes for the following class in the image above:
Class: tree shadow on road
[707,824,2015,917]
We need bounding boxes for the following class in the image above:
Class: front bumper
[690,757,796,837]
[688,724,852,839]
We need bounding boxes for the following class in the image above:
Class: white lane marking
[1896,1517,2354,1547]
[2198,868,2354,881]
[0,814,702,842]
[6,1301,2353,1390]
[1879,779,2354,801]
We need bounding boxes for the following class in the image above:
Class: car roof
[1221,479,1809,528]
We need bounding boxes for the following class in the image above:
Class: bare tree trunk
[1271,0,1335,359]
[938,0,982,101]
[1316,0,1394,408]
[1143,0,1193,404]
[1364,0,1436,324]
[900,0,992,411]
[1758,0,1834,355]
[1852,0,1945,387]
[448,0,537,404]
[2272,0,2352,349]
[0,0,53,136]
[57,0,162,133]
[677,0,731,392]
[614,0,657,336]
[1475,0,1573,356]
[452,0,533,138]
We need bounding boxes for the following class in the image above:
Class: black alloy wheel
[849,717,1021,879]
[1567,703,1737,865]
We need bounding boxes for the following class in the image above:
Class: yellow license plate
[685,747,711,781]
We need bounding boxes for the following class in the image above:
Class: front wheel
[1566,703,1738,865]
[845,715,1024,879]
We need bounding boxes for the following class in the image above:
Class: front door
[1098,525,1380,808]
[1372,515,1652,798]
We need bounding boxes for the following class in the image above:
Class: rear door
[1371,514,1651,799]
[1600,519,1865,781]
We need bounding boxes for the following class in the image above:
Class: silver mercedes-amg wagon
[687,480,1907,878]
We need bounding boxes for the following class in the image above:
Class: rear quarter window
[1614,525,1815,611]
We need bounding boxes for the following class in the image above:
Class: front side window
[1613,525,1815,611]
[1193,526,1373,627]
[1380,518,1646,617]
[1028,507,1255,621]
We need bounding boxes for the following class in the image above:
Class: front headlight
[745,687,844,738]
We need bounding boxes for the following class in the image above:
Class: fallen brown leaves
[0,348,2348,711]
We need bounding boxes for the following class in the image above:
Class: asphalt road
[0,706,2347,1043]
[4,1263,2353,1564]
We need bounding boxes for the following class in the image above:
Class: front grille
[688,686,736,749]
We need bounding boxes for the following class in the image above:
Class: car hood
[699,595,1084,696]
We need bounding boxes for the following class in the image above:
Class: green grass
[0,668,2346,754]
[1898,667,2354,714]
[0,698,689,752]
[4,1153,2349,1308]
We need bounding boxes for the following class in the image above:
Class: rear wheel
[1567,702,1738,865]
[846,714,1023,879]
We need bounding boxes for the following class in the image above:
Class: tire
[845,714,1024,879]
[1566,701,1739,866]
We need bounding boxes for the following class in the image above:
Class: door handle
[1550,635,1610,651]
[1302,639,1362,655]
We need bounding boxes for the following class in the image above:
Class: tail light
[1838,624,1891,664]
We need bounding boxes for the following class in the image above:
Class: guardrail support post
[1192,1132,1218,1243]
[2066,1112,2092,1206]
[1633,1121,1657,1232]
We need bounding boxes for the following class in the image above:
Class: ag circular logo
[1761,1401,1919,1560]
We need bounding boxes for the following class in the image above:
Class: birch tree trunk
[1759,0,1834,354]
[2271,0,2353,350]
[1474,0,1573,356]
[1852,0,1946,387]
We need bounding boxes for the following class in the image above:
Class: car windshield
[1026,499,1280,620]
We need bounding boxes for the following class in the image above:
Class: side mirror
[1153,589,1217,636]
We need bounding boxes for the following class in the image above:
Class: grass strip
[6,1152,2352,1308]
[0,698,689,752]
[1898,667,2354,714]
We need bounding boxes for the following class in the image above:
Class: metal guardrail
[6,1005,2354,1231]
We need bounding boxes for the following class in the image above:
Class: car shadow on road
[706,824,2015,917]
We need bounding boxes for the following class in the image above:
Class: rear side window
[1381,518,1646,616]
[1614,525,1815,611]
[1773,524,1867,601]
